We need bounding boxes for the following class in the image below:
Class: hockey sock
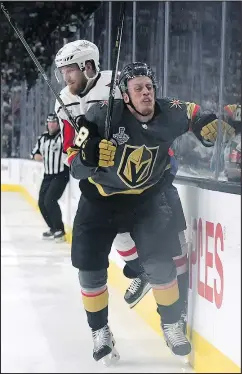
[157,298,182,325]
[78,269,108,331]
[152,279,181,323]
[81,285,109,331]
[156,274,188,324]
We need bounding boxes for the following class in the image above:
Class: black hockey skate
[124,272,151,308]
[42,229,54,240]
[162,321,191,356]
[157,304,188,335]
[92,325,120,366]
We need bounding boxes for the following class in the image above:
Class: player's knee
[142,260,179,306]
[142,260,177,286]
[78,268,107,289]
[78,269,108,313]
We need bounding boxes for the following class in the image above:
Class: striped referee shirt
[31,131,66,175]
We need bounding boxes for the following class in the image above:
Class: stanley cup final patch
[113,127,130,145]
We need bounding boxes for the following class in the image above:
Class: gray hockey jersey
[70,98,197,199]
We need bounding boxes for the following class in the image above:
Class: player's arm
[185,102,235,147]
[55,98,77,166]
[55,95,91,167]
[31,135,43,161]
[68,104,117,180]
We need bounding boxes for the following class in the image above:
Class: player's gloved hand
[98,139,116,167]
[201,119,235,144]
[80,137,116,168]
[192,113,228,147]
[74,115,99,147]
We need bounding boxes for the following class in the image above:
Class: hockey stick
[104,2,126,140]
[0,2,88,144]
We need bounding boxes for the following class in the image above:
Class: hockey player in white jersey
[54,40,151,306]
[54,40,189,364]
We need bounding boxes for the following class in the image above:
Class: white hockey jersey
[55,70,121,117]
[55,70,122,164]
[55,71,122,159]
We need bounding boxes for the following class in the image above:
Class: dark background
[0,1,101,89]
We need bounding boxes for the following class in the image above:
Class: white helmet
[55,40,100,82]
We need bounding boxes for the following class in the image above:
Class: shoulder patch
[169,98,183,109]
[158,97,185,109]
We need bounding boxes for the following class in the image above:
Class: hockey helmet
[118,62,157,94]
[46,113,59,134]
[55,40,100,82]
[46,113,59,123]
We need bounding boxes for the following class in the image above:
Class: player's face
[47,120,59,134]
[59,63,87,94]
[126,76,155,116]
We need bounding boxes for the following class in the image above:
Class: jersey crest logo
[170,99,182,109]
[113,127,129,145]
[117,144,159,188]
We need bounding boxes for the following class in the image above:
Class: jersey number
[75,127,89,147]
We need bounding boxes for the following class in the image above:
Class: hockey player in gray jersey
[67,62,232,364]
[54,40,189,321]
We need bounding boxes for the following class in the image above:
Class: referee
[31,113,69,242]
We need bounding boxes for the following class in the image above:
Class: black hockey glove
[80,137,116,167]
[192,113,235,147]
[192,113,218,147]
[75,116,116,168]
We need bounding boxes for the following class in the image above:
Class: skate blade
[42,236,54,240]
[177,356,191,373]
[128,284,152,309]
[101,348,120,367]
[172,352,191,372]
[172,349,191,363]
[182,356,189,365]
[176,355,190,365]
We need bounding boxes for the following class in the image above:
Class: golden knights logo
[117,144,159,188]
